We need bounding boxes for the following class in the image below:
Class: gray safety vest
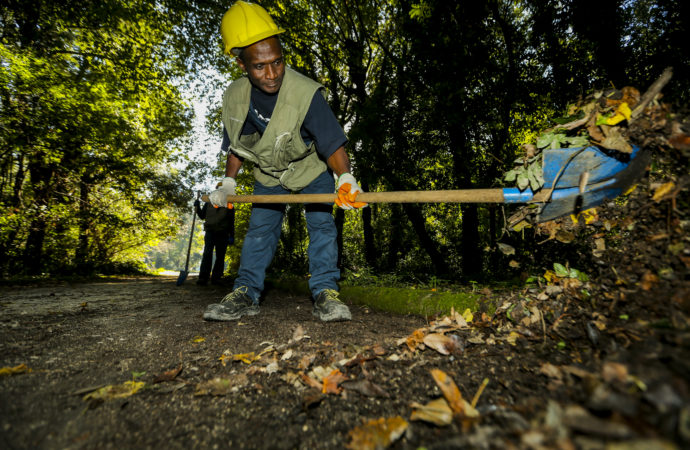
[221,67,328,191]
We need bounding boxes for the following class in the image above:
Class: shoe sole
[203,303,260,321]
[312,307,352,322]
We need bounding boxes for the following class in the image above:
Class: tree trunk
[570,0,627,85]
[449,125,482,277]
[22,217,47,275]
[21,161,53,275]
[386,204,405,271]
[402,203,450,276]
[76,178,90,269]
[460,204,481,278]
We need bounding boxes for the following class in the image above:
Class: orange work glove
[335,173,367,210]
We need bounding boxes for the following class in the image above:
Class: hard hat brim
[227,28,286,55]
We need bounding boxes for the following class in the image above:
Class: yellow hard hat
[220,1,285,55]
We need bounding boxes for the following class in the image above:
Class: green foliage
[553,263,589,282]
[536,131,590,150]
[504,157,545,191]
[0,0,195,276]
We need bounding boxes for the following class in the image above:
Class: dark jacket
[195,201,234,233]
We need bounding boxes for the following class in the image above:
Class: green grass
[342,285,480,317]
[266,277,482,318]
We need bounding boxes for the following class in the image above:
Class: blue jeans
[233,170,339,302]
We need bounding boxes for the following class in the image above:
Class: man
[203,1,366,323]
[194,191,235,286]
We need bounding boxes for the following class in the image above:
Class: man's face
[237,37,285,95]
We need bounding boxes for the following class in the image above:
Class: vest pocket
[272,131,308,170]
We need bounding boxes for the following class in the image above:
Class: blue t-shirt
[221,85,347,160]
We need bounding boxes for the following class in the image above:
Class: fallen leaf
[299,372,323,390]
[191,336,205,343]
[430,369,464,414]
[289,325,308,344]
[0,363,31,376]
[561,365,595,379]
[669,122,690,151]
[264,361,280,375]
[561,278,583,291]
[311,365,334,381]
[322,369,348,395]
[602,362,629,384]
[410,398,454,426]
[497,242,515,255]
[194,375,248,396]
[571,208,598,225]
[341,379,390,398]
[281,349,293,361]
[597,125,633,153]
[540,363,563,380]
[467,334,485,345]
[640,271,659,291]
[83,381,145,403]
[153,364,183,383]
[587,123,606,142]
[404,328,426,352]
[281,371,302,388]
[598,102,632,125]
[298,354,316,370]
[505,331,520,346]
[652,181,675,202]
[620,86,640,107]
[449,308,469,327]
[233,352,260,364]
[346,416,408,450]
[423,333,462,355]
[593,238,606,257]
[219,353,232,367]
[343,352,377,368]
[371,344,386,356]
[511,219,532,232]
[555,230,575,243]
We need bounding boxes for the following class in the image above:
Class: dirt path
[2,274,688,449]
[1,277,425,449]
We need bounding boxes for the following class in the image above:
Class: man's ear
[236,57,246,72]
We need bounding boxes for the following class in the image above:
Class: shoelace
[221,286,249,304]
[319,289,341,304]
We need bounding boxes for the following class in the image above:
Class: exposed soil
[1,151,689,449]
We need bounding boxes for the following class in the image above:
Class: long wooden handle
[201,189,526,204]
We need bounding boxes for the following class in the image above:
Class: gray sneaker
[203,286,259,321]
[313,289,351,322]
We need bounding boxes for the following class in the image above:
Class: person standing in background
[195,191,235,286]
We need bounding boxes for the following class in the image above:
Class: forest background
[1,0,688,285]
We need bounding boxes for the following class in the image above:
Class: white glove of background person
[208,177,237,209]
[335,173,367,210]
